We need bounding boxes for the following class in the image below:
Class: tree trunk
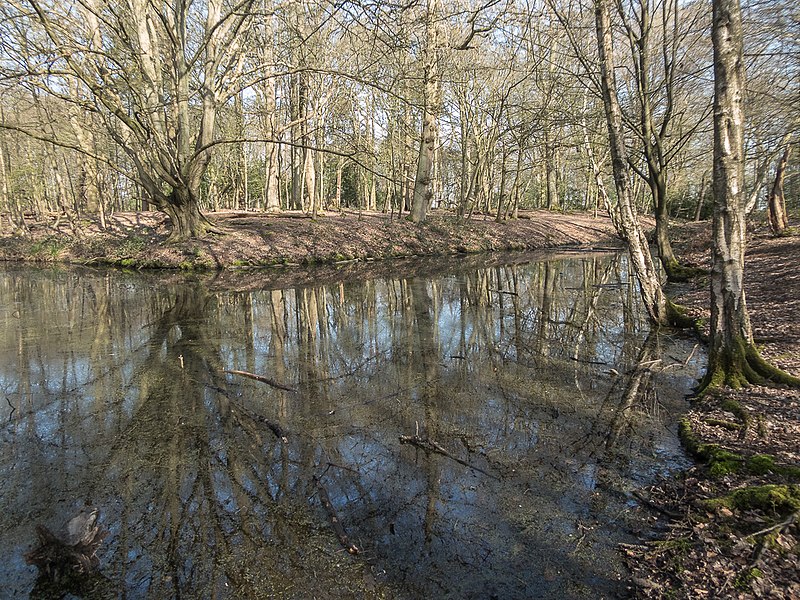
[594,0,682,328]
[767,142,791,234]
[165,186,215,242]
[702,0,800,392]
[694,170,707,221]
[410,0,442,224]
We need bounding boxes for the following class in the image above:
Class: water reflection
[0,254,703,599]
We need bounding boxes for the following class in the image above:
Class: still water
[0,252,702,599]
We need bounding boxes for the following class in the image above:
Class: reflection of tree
[0,257,702,599]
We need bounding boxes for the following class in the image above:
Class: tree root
[697,340,800,397]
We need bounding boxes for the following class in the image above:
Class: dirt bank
[627,223,800,599]
[0,209,625,269]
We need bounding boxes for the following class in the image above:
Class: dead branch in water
[399,434,498,479]
[314,476,360,555]
[223,369,297,392]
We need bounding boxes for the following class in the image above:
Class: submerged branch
[314,475,360,555]
[223,369,298,392]
[399,434,498,480]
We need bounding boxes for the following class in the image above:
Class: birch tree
[593,0,688,327]
[701,0,800,391]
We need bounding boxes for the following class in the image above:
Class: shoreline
[0,209,626,270]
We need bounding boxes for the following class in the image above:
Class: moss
[664,259,706,283]
[733,567,763,591]
[706,484,800,515]
[747,454,777,475]
[678,418,701,455]
[666,299,697,329]
[756,414,768,439]
[745,455,800,480]
[706,448,744,478]
[719,398,750,426]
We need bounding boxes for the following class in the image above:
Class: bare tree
[6,0,257,240]
[593,0,688,327]
[700,0,799,391]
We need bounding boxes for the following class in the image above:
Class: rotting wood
[314,476,360,555]
[25,507,108,579]
[399,434,498,479]
[223,369,297,392]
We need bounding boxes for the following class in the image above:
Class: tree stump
[25,507,108,580]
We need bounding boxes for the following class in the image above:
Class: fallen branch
[223,369,297,393]
[314,476,360,555]
[399,434,498,479]
[745,510,799,542]
[631,490,683,519]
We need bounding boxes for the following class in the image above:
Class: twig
[745,510,798,541]
[223,369,297,393]
[6,397,16,421]
[631,490,683,519]
[399,434,498,480]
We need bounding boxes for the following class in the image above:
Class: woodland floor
[627,222,800,599]
[1,209,799,598]
[0,208,624,269]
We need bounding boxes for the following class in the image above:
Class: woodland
[0,0,799,598]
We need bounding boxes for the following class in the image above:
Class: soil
[0,209,626,269]
[2,209,799,598]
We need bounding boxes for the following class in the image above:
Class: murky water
[0,252,703,599]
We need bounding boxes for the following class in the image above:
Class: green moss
[733,567,763,591]
[747,454,777,475]
[706,448,744,478]
[706,484,800,515]
[678,418,701,455]
[719,398,750,426]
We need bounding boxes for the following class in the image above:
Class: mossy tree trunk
[701,0,800,393]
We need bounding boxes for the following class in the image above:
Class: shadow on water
[0,252,704,599]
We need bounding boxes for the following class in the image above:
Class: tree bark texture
[768,141,791,234]
[704,0,799,390]
[594,0,675,327]
[411,0,442,224]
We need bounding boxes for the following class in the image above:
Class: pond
[0,251,703,599]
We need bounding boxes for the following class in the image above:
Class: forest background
[0,0,795,245]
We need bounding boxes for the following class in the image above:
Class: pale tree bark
[616,0,705,280]
[410,0,443,224]
[693,170,708,221]
[767,140,791,234]
[0,136,8,233]
[594,0,687,327]
[701,0,799,392]
[257,3,280,212]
